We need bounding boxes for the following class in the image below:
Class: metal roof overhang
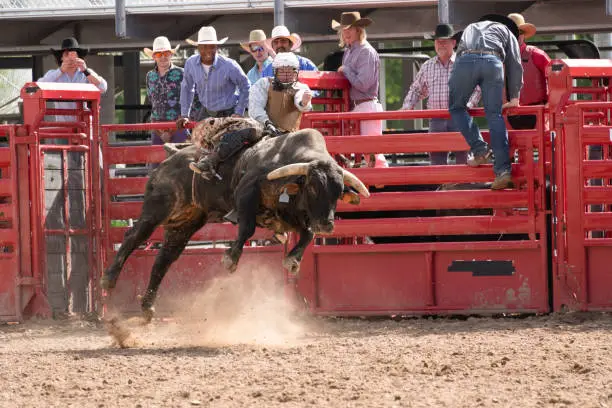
[0,0,609,56]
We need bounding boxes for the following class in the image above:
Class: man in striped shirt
[176,26,250,129]
[402,24,480,165]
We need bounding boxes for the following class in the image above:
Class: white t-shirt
[202,63,211,75]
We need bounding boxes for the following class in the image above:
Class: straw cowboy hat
[266,25,302,50]
[240,29,267,53]
[143,36,180,58]
[479,14,520,39]
[186,26,228,46]
[331,11,373,31]
[508,13,537,39]
[51,37,88,65]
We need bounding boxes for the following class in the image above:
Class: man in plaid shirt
[402,24,480,165]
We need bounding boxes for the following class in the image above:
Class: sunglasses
[153,51,172,58]
[250,45,265,53]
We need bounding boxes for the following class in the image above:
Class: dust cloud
[106,263,307,348]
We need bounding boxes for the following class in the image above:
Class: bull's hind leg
[283,227,314,276]
[140,214,207,322]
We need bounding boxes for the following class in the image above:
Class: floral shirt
[146,65,183,122]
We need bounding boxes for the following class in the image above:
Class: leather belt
[460,49,502,59]
[351,98,376,108]
[203,107,235,118]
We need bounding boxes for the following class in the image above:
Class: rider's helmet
[272,52,300,90]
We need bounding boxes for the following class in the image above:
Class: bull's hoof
[274,232,288,245]
[141,307,155,324]
[221,252,238,273]
[282,256,301,276]
[100,275,116,290]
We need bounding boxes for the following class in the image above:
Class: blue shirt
[247,57,272,85]
[38,68,108,122]
[261,55,318,78]
[180,53,250,117]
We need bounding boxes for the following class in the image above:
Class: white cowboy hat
[265,25,302,51]
[240,29,267,53]
[186,26,228,46]
[508,13,537,39]
[143,36,180,58]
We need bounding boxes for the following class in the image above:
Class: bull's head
[266,160,370,234]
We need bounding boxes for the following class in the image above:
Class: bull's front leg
[283,227,315,276]
[222,184,259,272]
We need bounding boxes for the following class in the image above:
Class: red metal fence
[2,61,612,321]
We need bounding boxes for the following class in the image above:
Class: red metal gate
[296,106,550,315]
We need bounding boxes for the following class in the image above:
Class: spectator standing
[261,26,318,77]
[507,13,551,130]
[177,26,250,129]
[38,37,107,124]
[449,14,523,190]
[144,36,187,145]
[241,29,274,85]
[402,24,481,165]
[332,11,386,167]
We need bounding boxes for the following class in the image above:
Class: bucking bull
[100,121,370,321]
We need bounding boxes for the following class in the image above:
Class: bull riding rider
[188,117,265,180]
[248,52,313,136]
[506,13,551,130]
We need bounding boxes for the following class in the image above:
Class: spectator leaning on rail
[176,26,250,130]
[38,37,108,124]
[241,29,274,85]
[402,24,481,166]
[506,13,551,130]
[449,14,523,190]
[144,36,188,145]
[248,52,313,136]
[260,26,318,77]
[333,11,387,168]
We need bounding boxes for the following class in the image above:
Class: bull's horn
[266,163,310,180]
[342,169,370,197]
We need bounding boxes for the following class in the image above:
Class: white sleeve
[248,78,270,124]
[293,83,313,112]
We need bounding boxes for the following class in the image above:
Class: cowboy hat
[331,11,373,31]
[266,26,302,51]
[143,36,180,58]
[478,14,520,38]
[186,26,228,46]
[508,13,536,39]
[240,29,267,53]
[425,24,456,40]
[51,37,88,65]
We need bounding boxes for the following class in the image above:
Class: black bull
[100,128,370,320]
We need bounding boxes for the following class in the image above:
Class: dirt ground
[2,271,612,408]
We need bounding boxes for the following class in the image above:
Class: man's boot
[189,151,222,180]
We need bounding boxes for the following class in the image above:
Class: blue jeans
[449,53,511,176]
[429,118,468,165]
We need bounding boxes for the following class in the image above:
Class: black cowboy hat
[426,24,456,40]
[478,14,520,38]
[51,37,89,65]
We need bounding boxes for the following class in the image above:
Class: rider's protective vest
[520,45,547,106]
[266,78,303,132]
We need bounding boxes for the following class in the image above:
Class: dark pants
[191,106,235,121]
[429,118,468,165]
